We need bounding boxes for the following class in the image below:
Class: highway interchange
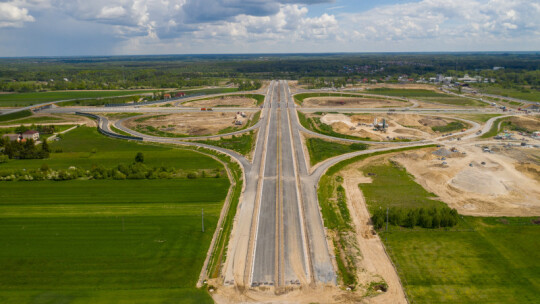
[26,80,533,294]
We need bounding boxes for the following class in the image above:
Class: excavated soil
[125,112,252,136]
[183,96,258,108]
[393,146,540,216]
[316,113,459,141]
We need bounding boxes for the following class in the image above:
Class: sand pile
[450,167,509,195]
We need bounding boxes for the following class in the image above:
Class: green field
[294,92,396,105]
[0,115,66,126]
[184,93,264,106]
[306,137,368,166]
[455,114,501,123]
[417,96,486,107]
[0,90,155,107]
[0,110,32,122]
[365,89,447,97]
[317,146,435,287]
[196,131,256,156]
[0,126,231,303]
[477,85,540,102]
[362,89,485,106]
[357,161,540,303]
[431,121,466,133]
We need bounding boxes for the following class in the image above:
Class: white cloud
[0,1,35,28]
[344,0,540,41]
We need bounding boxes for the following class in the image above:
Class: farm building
[22,130,39,141]
[2,134,21,141]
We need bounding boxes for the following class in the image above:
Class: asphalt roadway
[36,80,527,292]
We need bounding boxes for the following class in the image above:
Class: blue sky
[0,0,538,56]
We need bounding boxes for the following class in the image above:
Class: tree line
[371,206,459,229]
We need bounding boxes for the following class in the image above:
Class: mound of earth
[393,146,540,216]
[450,167,509,195]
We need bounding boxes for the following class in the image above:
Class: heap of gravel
[432,148,452,157]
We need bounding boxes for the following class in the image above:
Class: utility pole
[386,207,389,241]
[202,208,205,233]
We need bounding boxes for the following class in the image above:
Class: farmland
[0,127,231,303]
[0,90,157,107]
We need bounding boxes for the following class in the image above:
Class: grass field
[0,90,156,107]
[0,126,231,303]
[431,121,466,133]
[476,85,540,102]
[294,92,394,105]
[417,96,486,107]
[365,89,447,97]
[0,126,224,170]
[455,114,501,123]
[356,161,540,303]
[185,93,264,106]
[362,89,485,106]
[0,110,32,122]
[306,137,368,166]
[317,146,435,287]
[196,131,256,156]
[0,115,66,126]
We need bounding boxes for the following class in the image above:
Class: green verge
[184,93,264,107]
[0,126,232,303]
[195,131,256,156]
[110,124,133,136]
[294,92,398,105]
[204,151,243,279]
[475,85,540,102]
[0,90,156,107]
[0,110,32,122]
[0,115,65,125]
[481,117,508,138]
[317,145,435,287]
[365,88,448,97]
[431,121,466,133]
[306,137,368,166]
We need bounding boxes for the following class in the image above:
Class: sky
[0,0,539,56]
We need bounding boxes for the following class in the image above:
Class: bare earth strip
[341,167,407,304]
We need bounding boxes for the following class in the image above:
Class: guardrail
[104,93,206,107]
[75,112,143,141]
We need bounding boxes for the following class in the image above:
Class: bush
[187,172,197,179]
[135,152,144,163]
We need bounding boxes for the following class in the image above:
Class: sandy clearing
[184,96,258,108]
[303,97,410,108]
[341,165,408,304]
[318,113,435,141]
[124,112,253,136]
[394,146,540,216]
